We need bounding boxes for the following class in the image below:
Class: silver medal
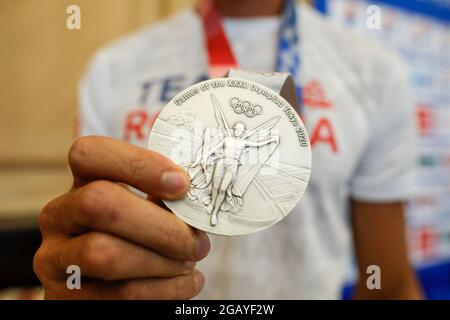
[148,78,311,236]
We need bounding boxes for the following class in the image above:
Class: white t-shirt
[79,4,416,299]
[222,16,280,71]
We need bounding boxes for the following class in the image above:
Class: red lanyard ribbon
[197,0,238,78]
[197,0,303,113]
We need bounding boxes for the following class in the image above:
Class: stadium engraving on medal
[148,78,311,236]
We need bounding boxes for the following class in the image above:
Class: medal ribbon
[198,0,302,113]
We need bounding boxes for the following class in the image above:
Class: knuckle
[129,154,151,180]
[39,198,61,231]
[80,233,115,273]
[78,181,115,224]
[38,204,52,232]
[38,193,70,234]
[33,244,50,279]
[32,249,44,277]
[129,150,171,183]
[68,136,92,165]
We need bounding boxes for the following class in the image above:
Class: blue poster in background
[316,0,450,22]
[314,0,450,299]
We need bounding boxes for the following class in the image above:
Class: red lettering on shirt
[124,109,161,141]
[310,117,338,153]
[303,80,332,109]
[413,226,437,259]
[124,110,148,141]
[416,104,433,136]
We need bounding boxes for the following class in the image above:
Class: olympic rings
[229,97,263,117]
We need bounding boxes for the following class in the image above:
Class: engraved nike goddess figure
[189,94,280,226]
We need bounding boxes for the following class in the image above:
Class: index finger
[68,136,189,200]
[41,181,210,261]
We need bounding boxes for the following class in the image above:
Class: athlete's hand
[33,136,210,299]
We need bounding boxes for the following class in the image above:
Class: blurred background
[318,0,450,299]
[0,0,449,299]
[0,0,196,298]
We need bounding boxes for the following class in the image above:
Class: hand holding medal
[34,0,311,300]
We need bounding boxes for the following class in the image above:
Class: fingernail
[194,232,210,260]
[161,170,187,194]
[193,270,205,292]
